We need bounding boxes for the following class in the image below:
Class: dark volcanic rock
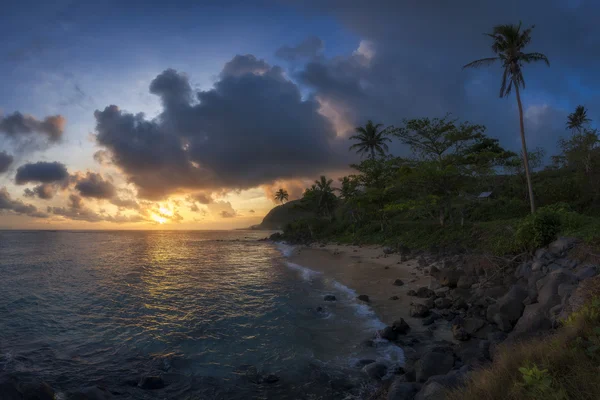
[390,295,400,300]
[324,294,336,301]
[387,378,420,400]
[263,374,279,384]
[410,303,431,318]
[394,279,405,286]
[363,362,388,380]
[357,294,370,302]
[415,351,454,382]
[434,297,452,309]
[416,287,436,298]
[407,290,417,296]
[138,376,165,390]
[392,318,411,334]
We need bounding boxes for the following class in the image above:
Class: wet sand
[288,244,441,336]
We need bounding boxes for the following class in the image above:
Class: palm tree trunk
[514,84,536,214]
[370,147,375,160]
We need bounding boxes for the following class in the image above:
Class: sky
[1,0,600,230]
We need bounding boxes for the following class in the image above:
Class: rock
[416,287,436,298]
[537,269,577,312]
[68,386,114,400]
[548,237,577,256]
[363,362,388,380]
[390,295,400,300]
[576,265,598,280]
[462,318,486,336]
[394,279,405,286]
[384,246,395,255]
[138,376,165,390]
[324,294,336,301]
[510,303,552,339]
[486,284,528,332]
[379,326,399,341]
[407,290,417,296]
[535,248,554,261]
[387,378,420,400]
[515,262,532,279]
[415,351,454,382]
[415,381,446,400]
[452,324,470,341]
[424,297,435,309]
[453,298,468,311]
[357,294,370,302]
[263,374,279,384]
[392,318,411,334]
[434,298,452,309]
[422,312,440,326]
[531,260,545,272]
[410,303,431,318]
[437,269,464,288]
[20,381,55,400]
[429,265,440,276]
[456,275,477,289]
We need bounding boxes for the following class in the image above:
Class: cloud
[219,210,236,218]
[0,187,48,218]
[206,200,237,218]
[74,172,116,199]
[0,151,13,173]
[15,161,69,184]
[94,55,343,199]
[189,192,213,204]
[23,183,56,199]
[249,209,255,213]
[0,112,65,152]
[69,194,84,209]
[275,36,324,61]
[110,196,140,210]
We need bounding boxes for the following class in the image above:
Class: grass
[448,277,600,400]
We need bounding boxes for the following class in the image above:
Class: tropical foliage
[274,188,289,204]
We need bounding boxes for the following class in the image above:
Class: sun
[158,206,173,216]
[152,214,167,224]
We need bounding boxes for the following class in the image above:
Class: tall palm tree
[566,105,591,133]
[274,188,289,204]
[314,175,336,217]
[349,120,392,160]
[463,22,549,214]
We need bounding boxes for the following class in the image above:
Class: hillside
[255,200,315,230]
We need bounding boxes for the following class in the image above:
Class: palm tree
[313,175,336,218]
[274,188,289,204]
[349,120,392,160]
[566,105,591,133]
[463,22,549,214]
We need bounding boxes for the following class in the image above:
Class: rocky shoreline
[348,237,598,400]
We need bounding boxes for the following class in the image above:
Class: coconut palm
[349,120,392,160]
[274,188,289,204]
[463,22,549,214]
[566,105,591,133]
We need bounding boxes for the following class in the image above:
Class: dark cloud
[110,196,140,210]
[219,210,236,218]
[0,112,65,142]
[190,203,200,212]
[0,187,48,218]
[94,56,342,199]
[189,192,213,204]
[249,209,255,213]
[0,151,13,173]
[276,36,323,61]
[74,172,116,199]
[48,194,147,223]
[15,161,69,184]
[69,194,84,209]
[23,183,56,199]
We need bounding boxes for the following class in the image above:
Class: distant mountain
[253,200,314,230]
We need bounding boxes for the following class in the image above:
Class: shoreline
[286,243,455,345]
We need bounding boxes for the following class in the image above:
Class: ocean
[0,230,403,399]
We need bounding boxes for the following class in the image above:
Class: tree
[302,176,337,218]
[566,105,591,133]
[505,147,545,201]
[464,22,549,214]
[274,188,289,204]
[349,120,392,160]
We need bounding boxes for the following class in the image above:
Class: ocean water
[0,230,402,399]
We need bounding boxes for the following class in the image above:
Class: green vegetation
[274,188,289,204]
[274,22,600,256]
[448,290,600,400]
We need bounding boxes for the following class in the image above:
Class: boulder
[462,318,486,336]
[387,379,420,400]
[437,269,464,288]
[531,260,545,272]
[357,294,370,302]
[576,265,598,281]
[535,248,554,262]
[324,294,336,301]
[515,262,532,279]
[69,386,114,400]
[486,284,528,332]
[410,303,431,318]
[390,295,400,300]
[452,324,470,341]
[392,318,411,334]
[510,303,552,339]
[416,287,435,298]
[383,246,395,255]
[548,237,577,256]
[415,351,454,382]
[379,326,399,341]
[537,269,577,312]
[424,298,435,309]
[422,313,441,326]
[457,275,477,289]
[394,279,405,286]
[415,381,446,400]
[138,376,165,390]
[363,362,388,380]
[407,290,417,296]
[434,298,452,309]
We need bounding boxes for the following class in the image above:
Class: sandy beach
[288,244,453,340]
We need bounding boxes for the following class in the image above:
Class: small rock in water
[379,326,399,341]
[389,295,400,300]
[393,279,404,286]
[357,294,370,302]
[263,374,279,384]
[392,318,410,334]
[138,376,165,390]
[323,294,336,301]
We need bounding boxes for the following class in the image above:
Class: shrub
[515,209,561,250]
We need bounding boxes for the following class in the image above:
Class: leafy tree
[302,176,337,218]
[566,105,591,133]
[274,188,289,204]
[349,120,392,160]
[464,22,550,214]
